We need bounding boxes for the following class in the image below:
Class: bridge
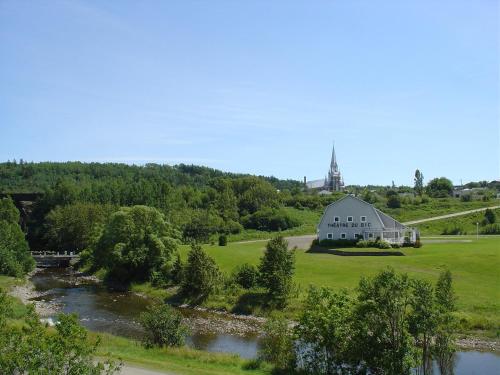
[31,251,79,268]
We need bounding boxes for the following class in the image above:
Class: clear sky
[1,0,498,186]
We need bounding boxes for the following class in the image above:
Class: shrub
[377,240,392,249]
[480,224,500,235]
[233,263,259,289]
[391,243,401,249]
[442,226,465,235]
[241,208,300,231]
[258,314,295,370]
[140,303,188,348]
[356,240,369,248]
[387,195,402,208]
[484,209,496,225]
[218,234,227,246]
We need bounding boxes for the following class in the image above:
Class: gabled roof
[317,195,408,230]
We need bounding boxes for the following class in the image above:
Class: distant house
[452,187,487,199]
[317,195,418,244]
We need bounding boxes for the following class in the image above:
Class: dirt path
[402,205,500,225]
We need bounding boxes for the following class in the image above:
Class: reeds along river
[29,268,500,375]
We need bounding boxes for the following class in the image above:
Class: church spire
[330,142,338,171]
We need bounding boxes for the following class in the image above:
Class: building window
[341,233,346,239]
[354,233,362,239]
[368,233,373,238]
[327,233,333,239]
[334,216,340,222]
[347,216,353,222]
[360,216,366,222]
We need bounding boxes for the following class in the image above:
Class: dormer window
[360,216,366,222]
[347,216,353,222]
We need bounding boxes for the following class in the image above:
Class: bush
[387,195,402,208]
[377,240,392,249]
[480,224,500,235]
[218,234,227,246]
[233,263,259,289]
[258,314,295,370]
[140,303,188,348]
[442,226,466,235]
[241,208,300,231]
[484,209,496,225]
[355,240,369,248]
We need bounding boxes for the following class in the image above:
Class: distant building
[317,195,418,244]
[305,144,344,193]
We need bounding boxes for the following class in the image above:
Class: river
[29,268,499,374]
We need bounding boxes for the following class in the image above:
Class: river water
[30,268,499,374]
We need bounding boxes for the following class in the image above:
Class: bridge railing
[31,250,77,257]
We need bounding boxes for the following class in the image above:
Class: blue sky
[1,0,498,186]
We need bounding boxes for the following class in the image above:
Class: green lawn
[179,237,500,337]
[228,199,500,243]
[415,208,500,235]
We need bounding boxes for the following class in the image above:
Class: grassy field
[375,198,499,223]
[178,236,500,337]
[415,208,500,235]
[227,199,500,242]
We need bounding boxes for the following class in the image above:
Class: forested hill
[0,161,331,251]
[0,161,302,193]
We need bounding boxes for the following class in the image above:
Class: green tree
[0,197,34,277]
[0,291,120,374]
[434,270,457,375]
[414,169,424,195]
[140,303,188,348]
[353,268,416,375]
[258,314,295,371]
[182,209,224,243]
[258,236,295,307]
[182,244,221,300]
[387,194,402,208]
[44,202,115,253]
[93,205,179,283]
[409,279,438,375]
[295,286,354,374]
[426,177,453,198]
[484,208,496,225]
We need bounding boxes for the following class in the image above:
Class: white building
[317,195,418,244]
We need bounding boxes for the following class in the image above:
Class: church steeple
[325,141,343,192]
[330,142,338,172]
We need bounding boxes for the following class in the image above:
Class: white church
[317,195,418,245]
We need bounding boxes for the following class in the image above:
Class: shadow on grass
[231,291,272,315]
[306,244,404,256]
